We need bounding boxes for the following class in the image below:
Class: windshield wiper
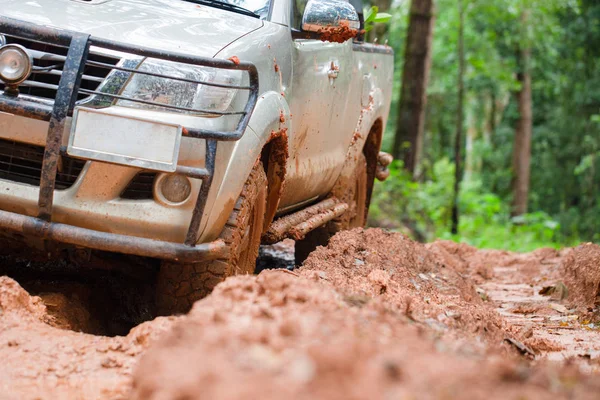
[181,0,260,19]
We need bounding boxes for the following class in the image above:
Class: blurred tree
[377,0,600,245]
[451,0,465,234]
[511,9,533,216]
[392,0,435,176]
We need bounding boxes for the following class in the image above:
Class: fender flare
[349,86,387,161]
[197,91,291,242]
[329,87,386,208]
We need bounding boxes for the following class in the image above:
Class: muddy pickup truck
[0,0,393,314]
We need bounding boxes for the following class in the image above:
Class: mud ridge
[0,228,599,399]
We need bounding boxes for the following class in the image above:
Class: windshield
[226,0,270,18]
[183,0,271,19]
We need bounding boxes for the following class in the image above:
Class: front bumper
[0,208,228,263]
[0,17,258,261]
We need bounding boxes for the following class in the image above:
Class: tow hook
[376,151,393,181]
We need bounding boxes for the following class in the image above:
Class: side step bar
[263,198,348,243]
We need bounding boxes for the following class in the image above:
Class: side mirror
[302,0,360,40]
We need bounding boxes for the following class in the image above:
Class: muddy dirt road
[0,229,599,399]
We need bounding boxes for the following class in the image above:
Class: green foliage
[368,160,578,252]
[378,0,599,249]
[368,159,453,239]
[363,6,392,32]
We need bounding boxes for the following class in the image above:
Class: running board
[263,198,348,243]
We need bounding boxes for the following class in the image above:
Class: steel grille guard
[0,16,260,262]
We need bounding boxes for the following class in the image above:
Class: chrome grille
[0,35,120,102]
[0,139,86,189]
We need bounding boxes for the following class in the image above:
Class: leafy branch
[363,6,392,32]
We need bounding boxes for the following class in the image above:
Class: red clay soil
[432,241,600,367]
[1,229,599,399]
[0,276,179,399]
[561,243,600,314]
[317,22,361,43]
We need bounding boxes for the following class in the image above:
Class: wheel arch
[362,118,384,208]
[330,85,387,199]
[197,91,291,242]
[259,130,288,232]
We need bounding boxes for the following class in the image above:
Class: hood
[0,0,263,58]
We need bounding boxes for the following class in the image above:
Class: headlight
[117,59,242,114]
[0,44,33,85]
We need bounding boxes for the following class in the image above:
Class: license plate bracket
[67,107,182,172]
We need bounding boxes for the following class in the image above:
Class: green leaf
[373,13,392,23]
[363,7,392,33]
[364,6,379,23]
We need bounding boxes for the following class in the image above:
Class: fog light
[0,44,33,85]
[155,173,192,205]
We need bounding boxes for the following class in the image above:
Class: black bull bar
[0,17,259,263]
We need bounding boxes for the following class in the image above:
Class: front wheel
[156,161,267,315]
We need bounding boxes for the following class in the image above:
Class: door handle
[328,61,340,79]
[328,60,339,85]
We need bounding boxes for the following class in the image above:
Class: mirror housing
[302,0,360,38]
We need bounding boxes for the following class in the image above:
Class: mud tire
[294,153,368,265]
[156,162,267,315]
[348,152,368,228]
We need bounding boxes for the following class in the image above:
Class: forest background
[367,0,600,251]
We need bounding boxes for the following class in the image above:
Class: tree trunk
[392,0,435,176]
[483,91,493,145]
[511,10,533,217]
[464,94,478,183]
[451,0,465,235]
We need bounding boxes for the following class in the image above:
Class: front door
[279,37,357,209]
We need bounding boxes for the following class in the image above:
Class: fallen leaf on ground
[549,303,568,313]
